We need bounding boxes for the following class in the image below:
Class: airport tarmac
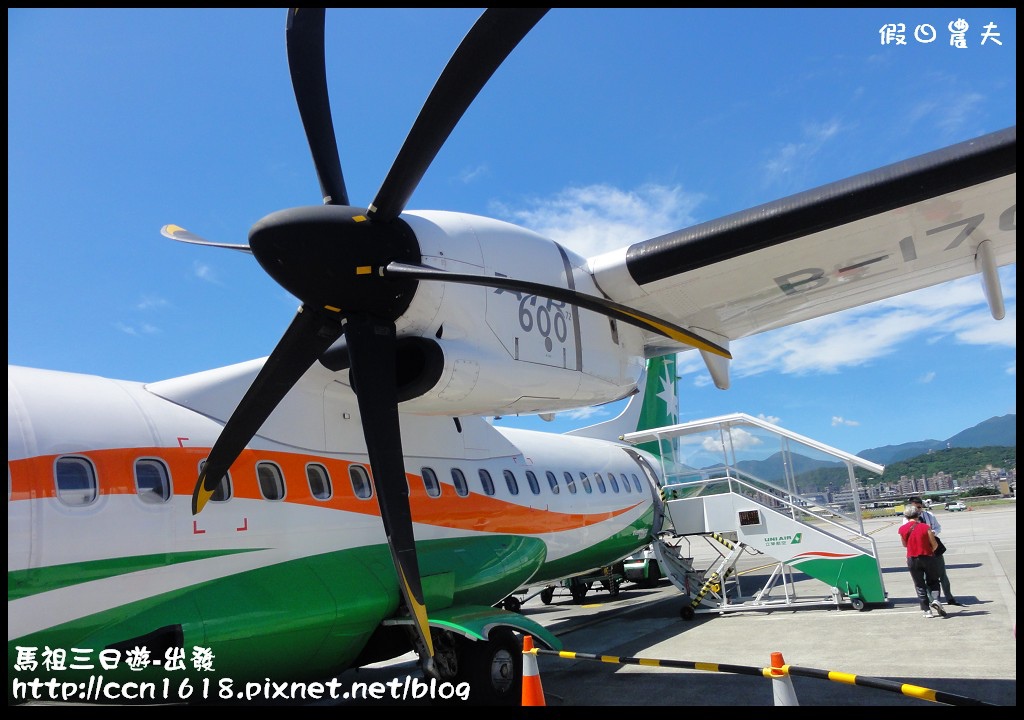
[336,502,1015,707]
[526,503,1017,707]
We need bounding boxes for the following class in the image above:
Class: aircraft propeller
[189,7,548,677]
[177,7,730,677]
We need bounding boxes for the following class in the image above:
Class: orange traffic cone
[521,634,546,706]
[769,651,799,706]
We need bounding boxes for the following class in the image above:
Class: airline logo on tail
[634,354,680,466]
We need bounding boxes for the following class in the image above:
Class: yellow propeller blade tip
[398,568,434,656]
[194,483,215,515]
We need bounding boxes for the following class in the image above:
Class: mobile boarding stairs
[623,413,888,620]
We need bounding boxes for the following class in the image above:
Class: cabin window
[451,468,469,497]
[563,471,577,494]
[257,462,285,501]
[546,471,560,494]
[422,467,441,498]
[632,474,643,493]
[198,461,231,502]
[134,458,171,504]
[579,472,592,494]
[594,473,607,493]
[307,464,332,500]
[503,469,520,495]
[55,456,97,506]
[607,473,619,493]
[349,464,373,499]
[478,469,495,496]
[525,470,541,495]
[620,473,631,494]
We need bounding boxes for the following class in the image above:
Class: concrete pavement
[526,503,1016,706]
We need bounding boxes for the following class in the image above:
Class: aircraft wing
[586,126,1016,385]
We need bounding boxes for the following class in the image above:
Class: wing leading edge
[587,126,1016,367]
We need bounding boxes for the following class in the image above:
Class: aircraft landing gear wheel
[540,587,555,605]
[453,628,522,706]
[570,582,588,604]
[680,605,696,621]
[503,596,522,613]
[641,564,661,588]
[850,598,866,611]
[604,578,619,597]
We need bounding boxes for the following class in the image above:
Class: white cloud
[193,261,217,283]
[697,267,1016,381]
[458,164,489,184]
[757,413,781,425]
[492,183,705,258]
[935,92,985,136]
[831,416,860,427]
[726,307,946,378]
[918,371,936,384]
[701,427,763,453]
[115,322,159,337]
[135,295,169,311]
[562,406,609,421]
[762,119,842,190]
[700,436,723,453]
[948,306,1017,347]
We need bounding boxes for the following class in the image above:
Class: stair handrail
[663,474,880,561]
[625,412,886,537]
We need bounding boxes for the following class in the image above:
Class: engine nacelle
[374,210,647,415]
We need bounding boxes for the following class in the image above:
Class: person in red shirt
[905,496,959,605]
[898,505,948,618]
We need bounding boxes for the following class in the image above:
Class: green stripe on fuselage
[9,535,547,700]
[8,549,260,601]
[532,510,653,582]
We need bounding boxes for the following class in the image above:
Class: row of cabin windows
[48,455,646,508]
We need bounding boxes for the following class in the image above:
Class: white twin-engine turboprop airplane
[7,8,1016,707]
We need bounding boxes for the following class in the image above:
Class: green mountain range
[856,414,1017,464]
[726,415,1015,491]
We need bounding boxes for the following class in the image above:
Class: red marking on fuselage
[192,520,205,535]
[793,551,856,559]
[237,518,248,532]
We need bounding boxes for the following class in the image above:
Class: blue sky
[8,8,1016,456]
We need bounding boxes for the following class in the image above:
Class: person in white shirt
[903,496,961,605]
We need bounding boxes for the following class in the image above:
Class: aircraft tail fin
[565,354,679,465]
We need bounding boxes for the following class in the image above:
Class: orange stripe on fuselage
[7,448,642,534]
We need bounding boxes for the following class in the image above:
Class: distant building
[832,483,875,506]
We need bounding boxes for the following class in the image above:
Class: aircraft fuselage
[8,364,660,692]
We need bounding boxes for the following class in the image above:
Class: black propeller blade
[343,314,434,665]
[188,7,552,677]
[286,7,348,206]
[368,8,548,222]
[193,306,342,514]
[385,261,733,359]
